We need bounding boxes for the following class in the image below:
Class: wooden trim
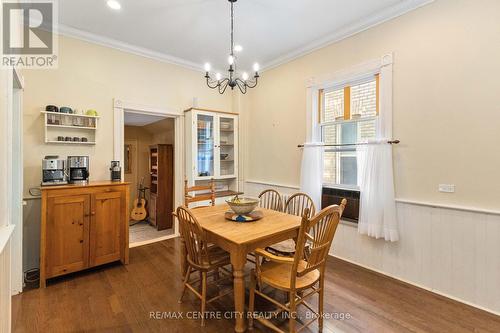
[184,107,238,116]
[395,198,500,216]
[41,181,130,192]
[343,86,351,120]
[318,89,324,123]
[375,73,380,115]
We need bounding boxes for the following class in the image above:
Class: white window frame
[305,54,394,191]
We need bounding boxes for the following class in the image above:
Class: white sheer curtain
[357,138,399,241]
[300,143,323,210]
[357,60,399,242]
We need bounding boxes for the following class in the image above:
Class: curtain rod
[297,140,400,148]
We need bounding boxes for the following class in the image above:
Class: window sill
[322,184,360,191]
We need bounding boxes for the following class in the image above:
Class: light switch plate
[439,184,455,193]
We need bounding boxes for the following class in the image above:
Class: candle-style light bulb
[228,55,235,65]
[253,63,260,72]
[234,45,243,52]
[242,72,249,81]
[215,73,222,81]
[204,63,211,72]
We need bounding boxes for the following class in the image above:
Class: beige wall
[144,118,175,145]
[243,0,500,210]
[22,35,232,197]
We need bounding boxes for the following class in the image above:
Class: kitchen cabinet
[40,181,130,287]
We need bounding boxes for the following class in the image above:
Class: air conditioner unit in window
[321,187,360,223]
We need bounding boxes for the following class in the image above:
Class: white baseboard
[330,254,500,317]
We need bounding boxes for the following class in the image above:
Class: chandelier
[204,0,260,94]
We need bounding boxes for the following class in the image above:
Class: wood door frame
[113,99,183,243]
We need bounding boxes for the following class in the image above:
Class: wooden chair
[267,193,317,257]
[258,189,283,212]
[184,178,216,207]
[177,206,233,326]
[178,178,217,275]
[248,199,347,333]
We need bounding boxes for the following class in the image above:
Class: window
[319,74,379,188]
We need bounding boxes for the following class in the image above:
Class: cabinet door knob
[79,240,83,243]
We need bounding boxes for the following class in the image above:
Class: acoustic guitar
[131,178,148,222]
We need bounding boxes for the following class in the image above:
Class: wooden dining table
[190,204,302,332]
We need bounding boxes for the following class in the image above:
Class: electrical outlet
[439,184,455,193]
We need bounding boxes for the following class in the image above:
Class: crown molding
[57,24,204,72]
[57,0,433,74]
[261,0,434,72]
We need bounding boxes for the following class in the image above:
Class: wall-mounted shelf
[42,110,99,145]
[41,111,100,119]
[46,140,96,145]
[46,124,97,130]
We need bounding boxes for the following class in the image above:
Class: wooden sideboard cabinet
[40,181,130,287]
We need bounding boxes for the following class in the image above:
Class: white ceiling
[58,0,432,72]
[124,112,166,126]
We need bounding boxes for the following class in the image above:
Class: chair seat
[260,260,320,291]
[266,239,296,256]
[187,244,230,269]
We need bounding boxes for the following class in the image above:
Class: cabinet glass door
[218,116,235,177]
[196,114,215,177]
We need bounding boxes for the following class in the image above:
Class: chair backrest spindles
[177,206,211,268]
[291,199,347,285]
[258,189,283,212]
[284,192,316,219]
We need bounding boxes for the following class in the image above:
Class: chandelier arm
[206,76,220,89]
[219,78,230,94]
[244,76,259,89]
[235,78,247,94]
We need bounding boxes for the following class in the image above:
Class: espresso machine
[67,156,90,184]
[41,156,67,186]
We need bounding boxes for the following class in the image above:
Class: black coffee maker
[67,156,89,184]
[110,161,121,182]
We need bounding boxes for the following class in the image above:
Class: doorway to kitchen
[113,100,183,248]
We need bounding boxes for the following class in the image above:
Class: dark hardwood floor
[12,238,500,332]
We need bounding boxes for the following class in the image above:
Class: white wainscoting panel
[244,180,500,315]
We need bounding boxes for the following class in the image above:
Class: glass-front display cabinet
[185,108,240,202]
